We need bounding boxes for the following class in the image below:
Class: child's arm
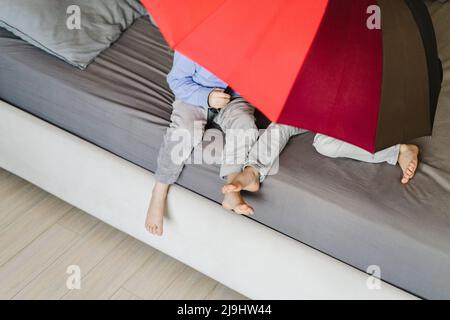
[167,52,213,108]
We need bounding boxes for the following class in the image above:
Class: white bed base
[0,100,417,299]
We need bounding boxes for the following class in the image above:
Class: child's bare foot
[222,191,254,215]
[222,166,260,194]
[145,183,169,236]
[398,144,419,184]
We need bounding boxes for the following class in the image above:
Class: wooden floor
[0,168,246,300]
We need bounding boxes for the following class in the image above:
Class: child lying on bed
[222,123,419,215]
[145,52,258,236]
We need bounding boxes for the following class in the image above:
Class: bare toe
[402,176,410,184]
[222,192,254,215]
[234,204,254,216]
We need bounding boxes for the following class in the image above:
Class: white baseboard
[0,100,416,299]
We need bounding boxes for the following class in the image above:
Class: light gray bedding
[0,0,146,69]
[1,3,450,299]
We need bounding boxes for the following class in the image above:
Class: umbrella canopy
[142,0,441,152]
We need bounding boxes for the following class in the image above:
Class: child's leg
[213,98,259,215]
[313,134,400,164]
[223,123,307,193]
[146,101,207,235]
[312,134,419,184]
[154,101,208,184]
[214,97,259,179]
[248,123,307,183]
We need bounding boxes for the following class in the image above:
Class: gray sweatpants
[246,123,400,182]
[155,98,258,184]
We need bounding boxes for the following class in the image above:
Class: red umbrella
[141,0,441,152]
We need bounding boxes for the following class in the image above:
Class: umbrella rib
[226,0,292,119]
[268,1,331,123]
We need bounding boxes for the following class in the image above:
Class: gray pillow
[0,0,146,69]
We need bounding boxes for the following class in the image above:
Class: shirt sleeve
[167,52,212,108]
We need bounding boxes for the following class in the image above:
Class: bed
[1,2,449,299]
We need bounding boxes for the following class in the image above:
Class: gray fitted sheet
[1,4,450,299]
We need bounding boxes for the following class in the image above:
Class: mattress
[1,3,450,299]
